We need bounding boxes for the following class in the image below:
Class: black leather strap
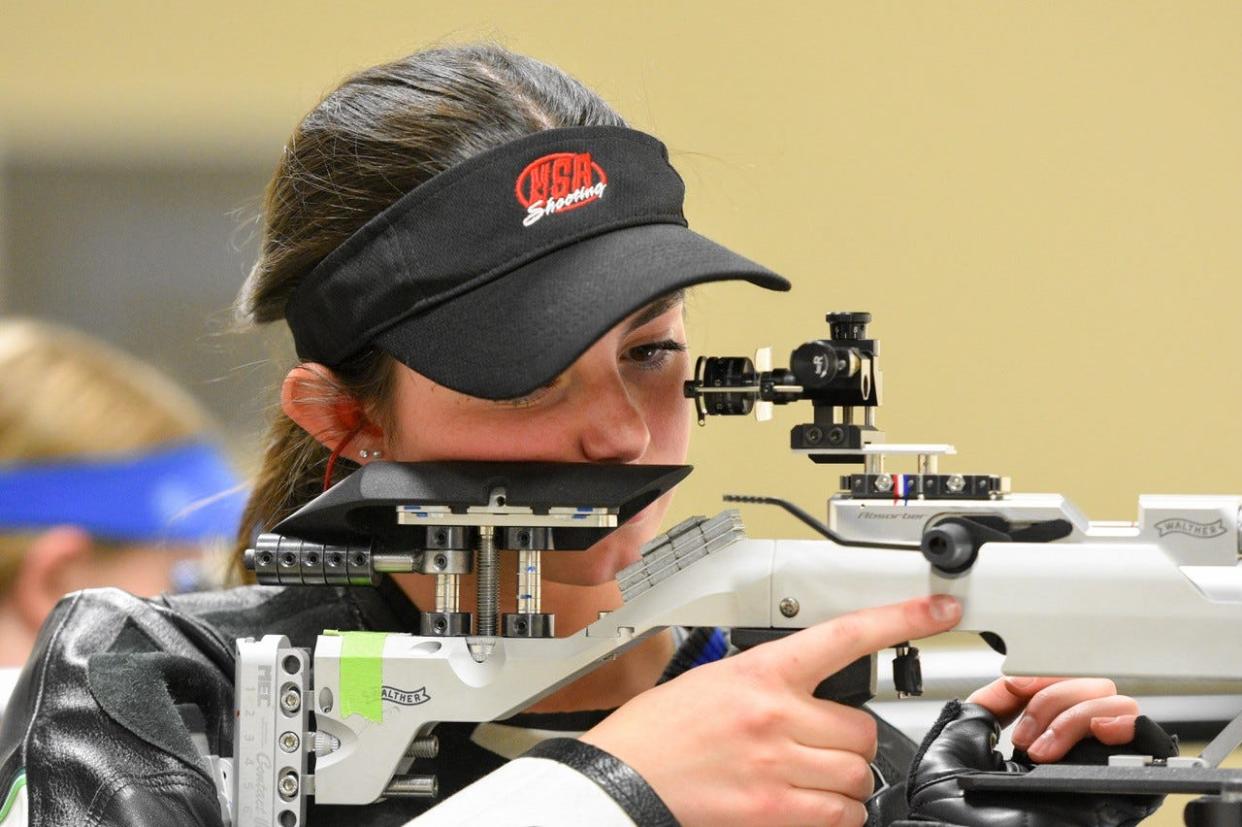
[524,738,679,827]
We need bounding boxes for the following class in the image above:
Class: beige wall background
[3,1,1239,535]
[1,2,1240,823]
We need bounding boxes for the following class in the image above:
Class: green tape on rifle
[326,630,388,723]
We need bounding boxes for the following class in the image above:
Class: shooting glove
[893,700,1177,827]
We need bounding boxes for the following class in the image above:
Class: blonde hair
[0,317,213,591]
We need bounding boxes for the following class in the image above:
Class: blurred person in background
[0,318,245,710]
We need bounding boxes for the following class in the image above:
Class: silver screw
[476,525,498,637]
[384,774,440,798]
[314,731,342,757]
[279,732,300,753]
[946,474,966,494]
[874,474,893,493]
[280,686,301,714]
[779,597,800,618]
[278,770,299,800]
[406,736,440,760]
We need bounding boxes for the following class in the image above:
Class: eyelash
[498,339,688,407]
[624,338,688,371]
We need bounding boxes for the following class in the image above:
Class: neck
[393,552,674,713]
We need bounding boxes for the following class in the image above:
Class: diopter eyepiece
[682,311,877,426]
[686,355,758,420]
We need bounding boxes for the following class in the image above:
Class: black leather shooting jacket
[0,581,917,826]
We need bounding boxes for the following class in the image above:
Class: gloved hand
[893,699,1178,827]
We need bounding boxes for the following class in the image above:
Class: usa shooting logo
[515,151,608,228]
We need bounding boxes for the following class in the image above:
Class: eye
[624,339,687,371]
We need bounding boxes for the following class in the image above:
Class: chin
[542,490,676,586]
[542,512,662,587]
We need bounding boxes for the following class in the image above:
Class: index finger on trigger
[768,596,962,692]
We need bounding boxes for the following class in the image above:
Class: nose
[576,371,650,464]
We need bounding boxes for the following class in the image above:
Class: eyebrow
[624,290,685,334]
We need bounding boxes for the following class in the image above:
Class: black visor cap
[374,222,787,399]
[286,126,790,399]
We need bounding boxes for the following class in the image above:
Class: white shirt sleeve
[405,755,638,827]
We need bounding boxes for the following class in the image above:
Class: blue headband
[0,441,247,544]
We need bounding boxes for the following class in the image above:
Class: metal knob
[921,522,977,574]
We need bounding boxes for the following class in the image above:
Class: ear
[12,526,93,634]
[281,363,384,456]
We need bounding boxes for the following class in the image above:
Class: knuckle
[845,756,874,798]
[818,795,866,827]
[831,615,865,649]
[1052,705,1087,734]
[818,795,847,826]
[751,745,782,777]
[859,712,878,744]
[742,789,780,823]
[739,698,786,735]
[1022,695,1051,725]
[837,707,878,751]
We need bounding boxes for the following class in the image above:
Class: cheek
[540,490,679,586]
[635,367,692,464]
[561,380,689,584]
[386,389,576,462]
[388,364,693,465]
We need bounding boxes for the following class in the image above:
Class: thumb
[912,701,1007,779]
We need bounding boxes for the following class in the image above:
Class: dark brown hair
[232,44,626,577]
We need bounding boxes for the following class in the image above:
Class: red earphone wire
[323,422,367,491]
